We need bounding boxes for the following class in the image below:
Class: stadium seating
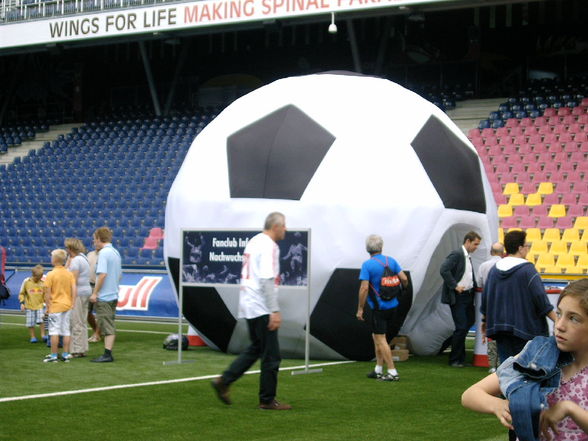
[0,110,216,266]
[478,81,587,274]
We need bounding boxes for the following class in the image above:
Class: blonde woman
[65,238,92,357]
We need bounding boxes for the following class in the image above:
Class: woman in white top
[65,238,92,357]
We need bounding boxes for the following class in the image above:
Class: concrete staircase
[0,123,79,167]
[446,98,506,136]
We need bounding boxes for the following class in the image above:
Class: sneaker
[91,354,114,363]
[43,354,59,363]
[366,370,382,379]
[211,377,232,405]
[30,337,38,343]
[259,399,292,410]
[62,353,73,361]
[42,336,48,343]
[379,373,400,382]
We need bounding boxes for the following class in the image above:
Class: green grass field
[1,313,507,441]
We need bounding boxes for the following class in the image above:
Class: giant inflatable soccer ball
[165,72,498,360]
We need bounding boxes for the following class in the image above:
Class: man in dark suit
[440,231,482,367]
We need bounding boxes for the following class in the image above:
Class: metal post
[292,230,321,376]
[346,19,362,74]
[374,17,392,76]
[163,39,191,116]
[139,41,162,117]
[164,230,195,366]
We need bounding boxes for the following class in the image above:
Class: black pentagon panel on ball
[167,257,236,352]
[309,269,413,361]
[410,115,486,214]
[227,104,336,200]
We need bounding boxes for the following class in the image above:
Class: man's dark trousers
[221,314,281,404]
[449,290,475,365]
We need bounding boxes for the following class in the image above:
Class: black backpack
[370,257,403,302]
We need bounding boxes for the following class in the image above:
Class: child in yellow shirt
[19,265,46,343]
[44,250,77,363]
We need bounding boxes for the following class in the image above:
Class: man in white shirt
[212,212,292,410]
[440,231,482,367]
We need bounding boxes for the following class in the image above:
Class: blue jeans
[449,290,474,365]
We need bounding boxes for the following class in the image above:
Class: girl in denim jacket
[462,279,588,441]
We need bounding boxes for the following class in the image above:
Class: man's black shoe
[211,377,232,405]
[91,354,114,363]
[450,362,464,368]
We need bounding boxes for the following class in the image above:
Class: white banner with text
[0,0,451,49]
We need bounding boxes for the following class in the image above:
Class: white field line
[0,321,173,335]
[0,360,355,403]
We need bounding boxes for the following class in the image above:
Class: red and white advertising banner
[0,0,452,49]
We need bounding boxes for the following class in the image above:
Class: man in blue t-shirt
[357,234,408,381]
[89,226,122,363]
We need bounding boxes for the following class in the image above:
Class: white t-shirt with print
[238,232,280,319]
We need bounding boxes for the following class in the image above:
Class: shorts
[95,300,118,336]
[25,308,44,327]
[371,307,397,335]
[47,311,72,336]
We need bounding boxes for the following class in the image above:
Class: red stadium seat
[531,171,549,182]
[561,115,575,125]
[481,128,495,138]
[563,142,580,153]
[485,136,499,146]
[560,192,578,206]
[526,162,542,174]
[555,182,573,195]
[552,152,568,163]
[566,170,583,183]
[559,162,576,174]
[500,217,518,229]
[518,144,533,155]
[468,128,481,138]
[141,237,159,250]
[568,205,586,218]
[149,227,164,240]
[543,133,559,145]
[537,216,554,229]
[533,205,549,217]
[547,143,563,154]
[554,217,574,229]
[520,181,537,194]
[559,133,573,143]
[575,132,587,143]
[514,205,531,217]
[543,193,560,205]
[518,215,537,229]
